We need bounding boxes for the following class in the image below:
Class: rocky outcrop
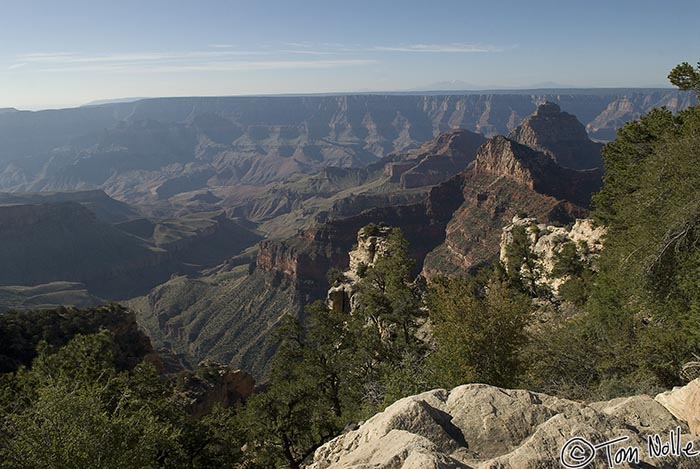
[265,130,602,288]
[474,136,603,208]
[474,136,551,188]
[309,383,697,468]
[509,102,604,169]
[499,216,606,294]
[310,177,467,277]
[386,129,486,189]
[255,238,344,293]
[421,135,602,279]
[421,172,588,279]
[262,145,595,290]
[255,239,307,281]
[656,379,700,436]
[325,191,429,220]
[327,225,392,313]
[179,361,255,418]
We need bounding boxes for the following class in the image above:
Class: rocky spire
[509,102,603,169]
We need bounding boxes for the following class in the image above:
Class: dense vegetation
[0,304,151,373]
[0,309,244,468]
[1,63,699,467]
[529,99,700,399]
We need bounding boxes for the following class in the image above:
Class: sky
[1,0,698,110]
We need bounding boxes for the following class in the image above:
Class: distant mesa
[0,189,141,224]
[0,193,261,300]
[81,97,147,107]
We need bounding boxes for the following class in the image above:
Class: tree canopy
[669,61,700,98]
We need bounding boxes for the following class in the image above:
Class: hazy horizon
[1,0,698,110]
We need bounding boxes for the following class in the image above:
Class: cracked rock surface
[309,383,699,468]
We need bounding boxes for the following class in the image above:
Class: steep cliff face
[421,172,588,279]
[307,178,466,278]
[473,136,551,189]
[386,129,486,189]
[223,129,480,234]
[416,134,599,278]
[136,113,608,374]
[508,102,603,169]
[473,135,603,208]
[256,237,345,295]
[255,131,600,289]
[256,239,303,280]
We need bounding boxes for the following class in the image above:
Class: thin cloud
[15,41,502,75]
[278,49,334,56]
[16,42,504,72]
[148,59,378,72]
[39,59,378,73]
[19,50,264,64]
[282,41,315,48]
[373,43,501,53]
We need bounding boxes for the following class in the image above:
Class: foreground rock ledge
[309,383,700,469]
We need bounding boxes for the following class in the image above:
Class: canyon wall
[0,91,692,204]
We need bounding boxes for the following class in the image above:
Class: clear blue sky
[1,0,698,109]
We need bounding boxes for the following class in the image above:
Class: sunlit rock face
[499,216,606,295]
[327,224,392,314]
[310,383,695,469]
